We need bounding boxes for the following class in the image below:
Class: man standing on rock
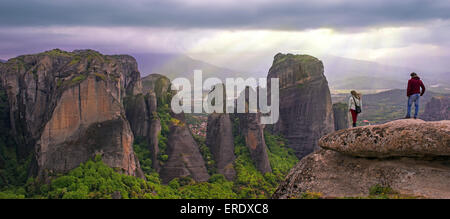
[406,72,426,119]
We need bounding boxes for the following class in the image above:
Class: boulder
[273,119,450,199]
[320,119,450,158]
[267,53,334,159]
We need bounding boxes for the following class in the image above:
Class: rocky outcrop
[141,73,172,104]
[273,149,450,199]
[125,73,174,173]
[422,96,450,121]
[267,53,334,159]
[124,91,161,171]
[333,102,350,131]
[0,49,144,179]
[320,119,450,158]
[140,73,210,182]
[159,113,210,184]
[237,112,272,174]
[206,113,236,180]
[0,81,12,173]
[273,120,450,199]
[37,76,144,178]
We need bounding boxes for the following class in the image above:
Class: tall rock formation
[333,102,350,131]
[124,91,161,171]
[0,49,144,179]
[142,74,210,183]
[273,120,450,199]
[141,73,172,104]
[421,96,450,121]
[267,53,334,159]
[206,113,236,180]
[124,73,173,173]
[159,113,210,184]
[237,112,272,174]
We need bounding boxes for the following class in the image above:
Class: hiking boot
[405,116,411,119]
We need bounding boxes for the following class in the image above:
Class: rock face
[140,73,210,183]
[206,113,236,180]
[267,53,334,159]
[0,81,12,171]
[273,120,450,199]
[124,91,161,171]
[159,113,210,184]
[422,96,450,121]
[0,49,144,179]
[237,112,272,174]
[320,119,450,158]
[273,149,450,199]
[141,73,172,104]
[333,102,350,131]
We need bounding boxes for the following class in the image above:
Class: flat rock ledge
[319,119,450,158]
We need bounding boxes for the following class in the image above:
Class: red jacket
[407,77,425,96]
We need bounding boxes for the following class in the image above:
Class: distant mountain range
[358,89,449,124]
[321,56,449,91]
[131,53,244,81]
[0,59,6,63]
[130,53,449,92]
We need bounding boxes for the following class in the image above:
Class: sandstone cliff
[140,74,210,183]
[267,53,334,159]
[159,113,210,184]
[206,113,236,180]
[0,49,144,179]
[124,91,161,171]
[141,73,172,104]
[421,96,450,121]
[333,102,350,131]
[273,119,450,199]
[236,112,272,174]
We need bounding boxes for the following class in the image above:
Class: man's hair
[410,72,418,77]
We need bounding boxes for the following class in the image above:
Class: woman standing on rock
[348,90,362,127]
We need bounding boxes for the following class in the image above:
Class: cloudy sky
[1,0,449,72]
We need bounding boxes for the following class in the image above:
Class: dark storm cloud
[0,0,449,30]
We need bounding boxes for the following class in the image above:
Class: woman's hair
[351,90,361,99]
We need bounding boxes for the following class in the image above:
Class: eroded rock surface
[206,113,236,180]
[267,53,334,159]
[0,49,144,179]
[422,96,450,121]
[273,149,450,199]
[333,102,350,131]
[320,119,450,158]
[273,119,450,199]
[238,112,272,174]
[159,113,210,183]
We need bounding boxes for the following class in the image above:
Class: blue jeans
[407,94,420,118]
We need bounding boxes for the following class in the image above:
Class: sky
[1,0,450,73]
